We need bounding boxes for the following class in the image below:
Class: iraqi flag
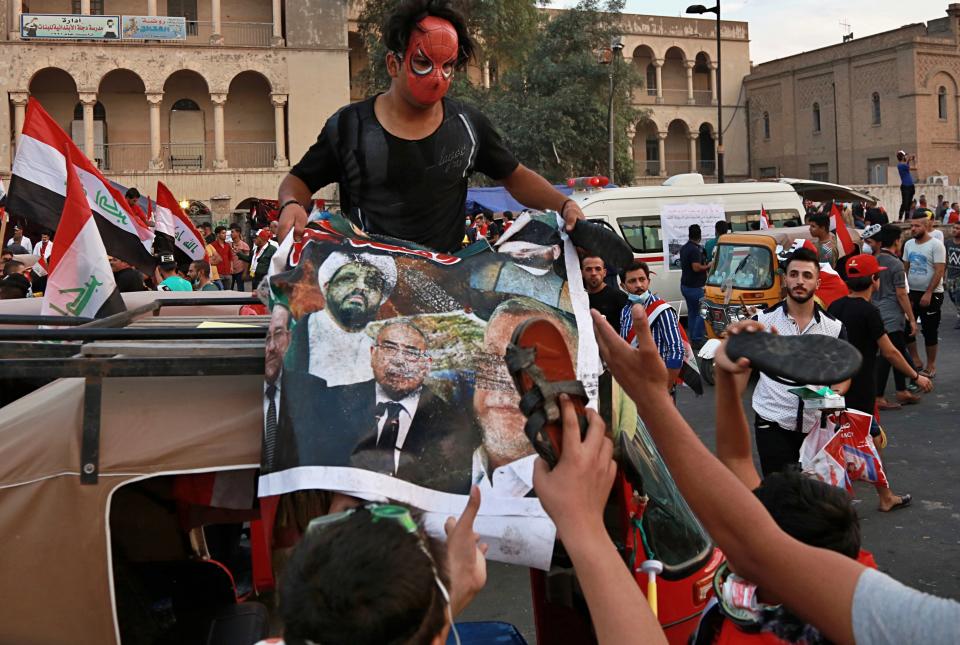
[41,147,125,321]
[154,181,206,265]
[759,205,770,230]
[7,98,156,274]
[829,202,857,256]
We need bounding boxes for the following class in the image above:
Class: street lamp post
[686,3,724,183]
[600,37,624,181]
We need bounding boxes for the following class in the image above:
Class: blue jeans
[680,284,706,344]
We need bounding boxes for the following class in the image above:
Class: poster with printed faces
[257,212,600,569]
[660,203,726,272]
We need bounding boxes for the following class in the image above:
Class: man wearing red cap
[827,254,932,511]
[275,0,585,253]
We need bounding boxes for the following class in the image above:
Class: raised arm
[713,322,763,490]
[593,306,863,645]
[501,164,585,232]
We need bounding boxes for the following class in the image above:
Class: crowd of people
[0,216,281,298]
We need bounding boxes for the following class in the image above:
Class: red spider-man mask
[396,16,459,106]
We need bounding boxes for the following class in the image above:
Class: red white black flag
[154,181,206,263]
[41,146,125,321]
[7,98,156,274]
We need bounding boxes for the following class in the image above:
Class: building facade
[2,0,350,224]
[618,13,750,184]
[745,4,960,187]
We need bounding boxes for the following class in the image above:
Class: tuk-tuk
[0,292,720,644]
[700,226,864,340]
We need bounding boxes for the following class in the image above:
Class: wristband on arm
[278,199,301,216]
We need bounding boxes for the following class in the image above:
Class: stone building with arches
[1,0,350,223]
[744,4,960,186]
[618,14,751,184]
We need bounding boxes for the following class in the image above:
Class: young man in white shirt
[746,247,849,475]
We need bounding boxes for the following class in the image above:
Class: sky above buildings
[552,0,953,63]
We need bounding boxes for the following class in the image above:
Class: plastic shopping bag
[804,408,888,491]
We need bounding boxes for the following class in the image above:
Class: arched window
[812,102,821,132]
[646,64,657,95]
[172,98,201,111]
[763,112,770,139]
[871,92,881,125]
[938,86,948,120]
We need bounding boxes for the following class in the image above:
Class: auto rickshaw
[0,291,720,644]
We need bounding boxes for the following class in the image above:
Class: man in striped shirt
[619,260,685,392]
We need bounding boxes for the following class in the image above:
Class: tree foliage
[356,0,645,186]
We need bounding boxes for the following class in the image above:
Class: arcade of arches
[16,66,288,172]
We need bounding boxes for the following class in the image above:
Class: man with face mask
[276,0,586,253]
[618,260,685,392]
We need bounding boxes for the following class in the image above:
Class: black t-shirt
[589,286,629,335]
[679,240,707,288]
[290,96,519,253]
[827,296,886,414]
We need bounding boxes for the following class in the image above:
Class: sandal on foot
[725,331,862,386]
[567,220,635,273]
[919,369,936,379]
[880,494,912,512]
[505,318,589,468]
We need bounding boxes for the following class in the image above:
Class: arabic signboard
[21,14,122,40]
[121,15,187,40]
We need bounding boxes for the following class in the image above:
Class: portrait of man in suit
[261,305,290,473]
[285,251,397,387]
[472,296,579,498]
[350,320,478,493]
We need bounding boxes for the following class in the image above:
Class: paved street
[461,319,960,639]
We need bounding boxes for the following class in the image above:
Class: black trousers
[876,329,915,394]
[754,415,807,477]
[899,185,915,220]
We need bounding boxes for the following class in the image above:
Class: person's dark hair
[214,225,227,234]
[808,213,830,230]
[503,210,514,221]
[783,247,820,273]
[230,223,242,232]
[621,259,651,281]
[124,187,140,200]
[879,224,901,249]
[580,254,604,267]
[911,210,929,220]
[844,275,875,292]
[201,222,212,230]
[1,247,13,258]
[714,220,729,236]
[688,224,702,241]
[2,260,24,276]
[753,468,861,558]
[896,151,906,161]
[191,260,211,278]
[281,508,449,645]
[383,0,475,70]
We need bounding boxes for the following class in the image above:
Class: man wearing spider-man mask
[278,0,586,254]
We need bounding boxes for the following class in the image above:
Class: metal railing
[225,141,276,168]
[664,159,692,176]
[698,159,716,176]
[639,160,661,177]
[660,88,690,104]
[162,142,216,170]
[97,143,152,172]
[692,89,713,106]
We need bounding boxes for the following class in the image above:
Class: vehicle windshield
[707,244,774,290]
[618,419,712,576]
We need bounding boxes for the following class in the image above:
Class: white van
[571,174,875,314]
